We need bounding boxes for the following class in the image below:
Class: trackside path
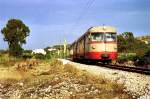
[59,59,150,99]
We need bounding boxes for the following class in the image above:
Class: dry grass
[0,54,20,67]
[0,68,31,80]
[0,59,132,98]
[0,55,40,80]
[45,60,132,98]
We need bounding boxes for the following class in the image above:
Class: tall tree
[1,19,30,56]
[117,32,135,53]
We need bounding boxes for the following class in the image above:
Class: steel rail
[101,64,150,75]
[67,59,150,75]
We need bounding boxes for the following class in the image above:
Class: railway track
[66,59,150,75]
[100,64,150,75]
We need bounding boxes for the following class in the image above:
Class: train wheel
[102,60,111,65]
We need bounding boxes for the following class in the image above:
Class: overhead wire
[70,0,96,34]
[69,0,95,42]
[62,0,96,45]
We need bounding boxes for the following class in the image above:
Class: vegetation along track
[101,64,150,75]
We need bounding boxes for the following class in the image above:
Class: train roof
[70,26,117,47]
[88,26,117,33]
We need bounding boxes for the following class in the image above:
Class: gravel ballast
[59,59,150,99]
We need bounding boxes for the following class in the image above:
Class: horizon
[0,0,150,50]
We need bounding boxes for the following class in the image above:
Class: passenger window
[91,33,103,41]
[105,33,116,41]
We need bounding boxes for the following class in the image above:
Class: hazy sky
[0,0,150,49]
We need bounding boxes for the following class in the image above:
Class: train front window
[105,33,116,41]
[91,33,103,41]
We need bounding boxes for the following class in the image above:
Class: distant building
[32,49,46,55]
[47,48,57,52]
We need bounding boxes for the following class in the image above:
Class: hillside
[136,35,150,44]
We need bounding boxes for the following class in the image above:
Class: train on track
[70,26,118,64]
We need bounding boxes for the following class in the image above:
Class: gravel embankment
[59,59,150,99]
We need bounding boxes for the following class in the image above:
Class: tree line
[117,32,150,56]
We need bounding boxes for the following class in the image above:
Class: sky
[0,0,150,49]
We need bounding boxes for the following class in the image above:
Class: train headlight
[92,46,95,49]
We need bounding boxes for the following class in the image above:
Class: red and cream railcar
[70,26,117,63]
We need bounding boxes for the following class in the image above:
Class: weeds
[47,60,131,98]
[0,59,132,98]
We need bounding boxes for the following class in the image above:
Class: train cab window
[105,33,116,42]
[91,33,103,41]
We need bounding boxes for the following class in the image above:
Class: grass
[0,54,22,67]
[0,54,39,80]
[0,57,133,98]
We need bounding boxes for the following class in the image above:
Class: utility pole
[63,39,67,58]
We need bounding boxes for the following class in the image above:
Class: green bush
[34,53,45,60]
[118,53,136,63]
[45,51,55,59]
[143,50,150,65]
[22,53,33,59]
[45,52,53,59]
[133,50,150,66]
[118,55,127,63]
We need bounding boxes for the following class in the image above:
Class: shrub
[118,55,127,63]
[118,53,136,63]
[133,50,150,66]
[45,50,62,59]
[34,53,45,60]
[22,53,33,59]
[142,50,150,65]
[45,51,54,59]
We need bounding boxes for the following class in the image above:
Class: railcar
[70,26,118,63]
